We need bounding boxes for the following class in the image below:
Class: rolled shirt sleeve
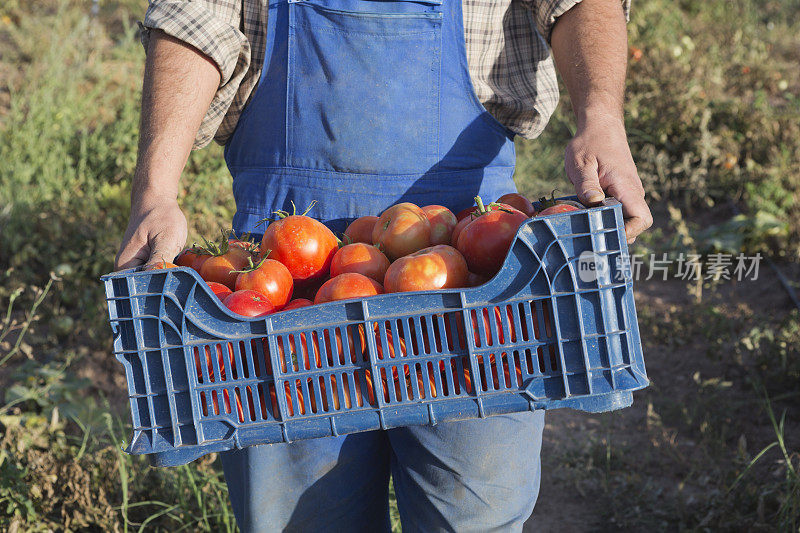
[139,1,251,149]
[527,0,631,44]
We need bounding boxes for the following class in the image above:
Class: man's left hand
[565,113,652,244]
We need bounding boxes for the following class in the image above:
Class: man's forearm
[133,30,220,209]
[550,0,628,128]
[115,31,221,270]
[549,0,652,242]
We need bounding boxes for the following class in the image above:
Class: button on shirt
[139,0,630,149]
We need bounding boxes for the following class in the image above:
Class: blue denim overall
[222,0,545,530]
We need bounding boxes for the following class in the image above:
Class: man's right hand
[114,197,188,271]
[114,30,220,270]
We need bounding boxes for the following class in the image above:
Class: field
[1,0,798,531]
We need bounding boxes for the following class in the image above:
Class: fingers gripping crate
[102,199,648,466]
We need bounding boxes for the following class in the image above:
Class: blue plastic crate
[102,198,648,466]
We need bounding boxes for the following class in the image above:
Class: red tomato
[537,204,581,216]
[258,379,307,418]
[314,273,384,304]
[229,235,260,254]
[384,245,468,293]
[496,193,536,217]
[455,197,528,277]
[466,271,489,287]
[455,205,477,222]
[192,254,212,272]
[206,281,233,301]
[261,213,338,286]
[234,258,294,310]
[344,216,379,244]
[372,203,431,261]
[283,298,313,311]
[330,243,390,282]
[175,248,208,270]
[421,205,458,245]
[223,290,276,317]
[143,260,178,270]
[450,202,516,247]
[535,192,585,215]
[193,343,236,417]
[199,246,253,289]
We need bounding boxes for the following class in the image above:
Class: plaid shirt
[140,0,629,149]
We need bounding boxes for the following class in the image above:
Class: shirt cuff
[535,0,631,44]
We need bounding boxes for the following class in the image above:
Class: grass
[0,0,798,531]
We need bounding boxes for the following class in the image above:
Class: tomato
[234,258,294,310]
[229,234,260,254]
[283,298,313,311]
[450,202,515,247]
[192,253,212,272]
[455,198,528,277]
[372,324,408,361]
[372,203,431,261]
[455,205,477,221]
[321,373,374,409]
[384,245,468,293]
[421,205,458,245]
[258,379,307,418]
[437,307,524,393]
[466,271,489,287]
[206,281,233,301]
[193,343,236,417]
[199,245,253,289]
[535,192,585,215]
[314,273,383,304]
[223,290,276,317]
[330,243,390,283]
[175,247,208,270]
[261,210,338,286]
[291,275,329,301]
[344,216,379,244]
[537,204,581,216]
[496,193,536,217]
[143,260,178,270]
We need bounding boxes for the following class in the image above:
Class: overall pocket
[287,0,443,175]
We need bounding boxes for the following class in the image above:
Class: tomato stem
[474,196,487,215]
[300,200,317,217]
[229,255,269,274]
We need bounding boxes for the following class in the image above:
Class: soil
[524,261,799,531]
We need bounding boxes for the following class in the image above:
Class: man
[116,0,651,530]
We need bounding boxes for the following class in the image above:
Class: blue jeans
[221,410,545,532]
